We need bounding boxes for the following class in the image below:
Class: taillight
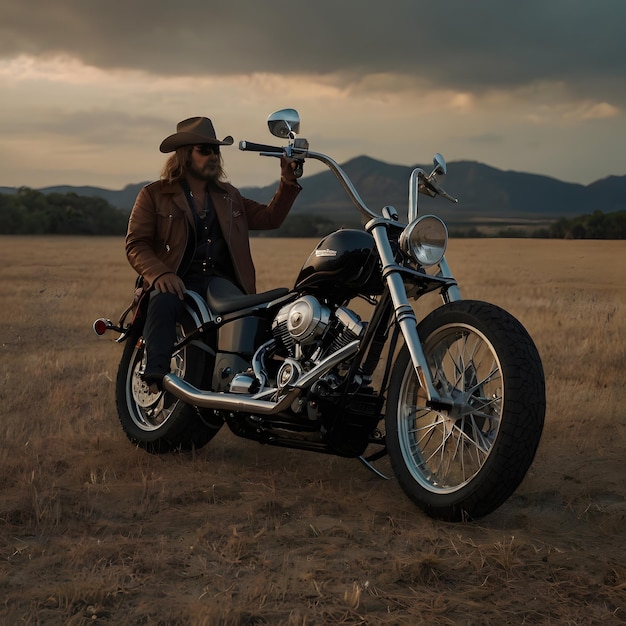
[93,318,111,336]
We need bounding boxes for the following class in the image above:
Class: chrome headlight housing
[399,215,448,267]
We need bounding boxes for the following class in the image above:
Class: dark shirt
[180,182,236,287]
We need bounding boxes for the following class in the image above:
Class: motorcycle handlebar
[240,134,457,221]
[239,141,380,221]
[239,140,284,154]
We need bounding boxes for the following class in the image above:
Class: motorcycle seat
[204,277,290,315]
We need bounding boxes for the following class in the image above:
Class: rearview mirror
[432,153,447,176]
[267,108,300,139]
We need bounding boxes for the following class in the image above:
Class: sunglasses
[194,144,221,156]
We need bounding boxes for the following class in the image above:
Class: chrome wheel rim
[126,329,187,432]
[397,324,503,493]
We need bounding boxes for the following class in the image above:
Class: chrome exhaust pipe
[162,340,360,414]
[163,375,300,414]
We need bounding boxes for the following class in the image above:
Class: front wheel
[385,300,545,521]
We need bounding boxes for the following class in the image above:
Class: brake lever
[420,172,458,203]
[293,159,304,178]
[259,150,304,178]
[285,141,308,178]
[437,184,458,203]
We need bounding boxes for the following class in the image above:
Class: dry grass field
[0,235,625,625]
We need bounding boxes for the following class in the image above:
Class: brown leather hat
[159,117,234,153]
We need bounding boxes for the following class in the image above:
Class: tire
[116,323,222,453]
[385,300,545,521]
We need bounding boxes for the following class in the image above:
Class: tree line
[0,188,342,238]
[0,188,129,235]
[1,188,625,239]
[412,210,626,239]
[536,210,626,239]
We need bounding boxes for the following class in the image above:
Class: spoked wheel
[386,300,545,521]
[116,324,222,453]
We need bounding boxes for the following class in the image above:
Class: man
[126,116,301,390]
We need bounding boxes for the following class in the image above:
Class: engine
[267,295,372,424]
[227,295,366,402]
[272,295,365,365]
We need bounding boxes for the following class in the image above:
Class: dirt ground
[0,237,625,625]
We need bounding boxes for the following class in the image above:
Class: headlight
[399,215,448,267]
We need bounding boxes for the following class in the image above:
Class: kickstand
[358,447,390,480]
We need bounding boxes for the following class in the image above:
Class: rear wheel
[116,324,222,453]
[385,300,545,521]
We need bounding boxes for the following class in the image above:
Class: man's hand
[153,272,186,299]
[280,157,302,182]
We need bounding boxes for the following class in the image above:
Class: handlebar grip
[239,140,283,154]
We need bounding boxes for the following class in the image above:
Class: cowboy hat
[159,117,234,153]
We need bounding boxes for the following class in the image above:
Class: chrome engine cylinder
[273,295,330,348]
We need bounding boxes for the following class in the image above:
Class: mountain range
[3,157,625,227]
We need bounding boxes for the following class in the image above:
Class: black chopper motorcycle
[94,108,545,521]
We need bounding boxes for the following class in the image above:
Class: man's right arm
[125,186,174,290]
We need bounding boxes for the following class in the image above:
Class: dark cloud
[0,106,166,148]
[1,0,624,100]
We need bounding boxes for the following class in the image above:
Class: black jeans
[142,275,241,380]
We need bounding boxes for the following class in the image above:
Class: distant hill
[2,158,625,228]
[240,157,626,227]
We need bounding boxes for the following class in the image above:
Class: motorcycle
[94,108,545,522]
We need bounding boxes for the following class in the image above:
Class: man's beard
[188,159,222,182]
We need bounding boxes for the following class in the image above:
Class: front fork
[370,224,459,409]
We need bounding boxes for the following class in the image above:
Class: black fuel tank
[294,229,382,299]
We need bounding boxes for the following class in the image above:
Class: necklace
[188,190,207,218]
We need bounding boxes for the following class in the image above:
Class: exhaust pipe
[163,375,300,414]
[162,340,360,414]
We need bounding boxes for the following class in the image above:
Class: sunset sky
[1,0,624,190]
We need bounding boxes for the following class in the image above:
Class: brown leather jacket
[126,171,301,294]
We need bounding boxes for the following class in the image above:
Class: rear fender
[115,289,213,344]
[183,290,214,328]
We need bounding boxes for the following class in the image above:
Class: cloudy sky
[1,0,624,190]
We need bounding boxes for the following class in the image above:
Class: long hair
[160,146,227,184]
